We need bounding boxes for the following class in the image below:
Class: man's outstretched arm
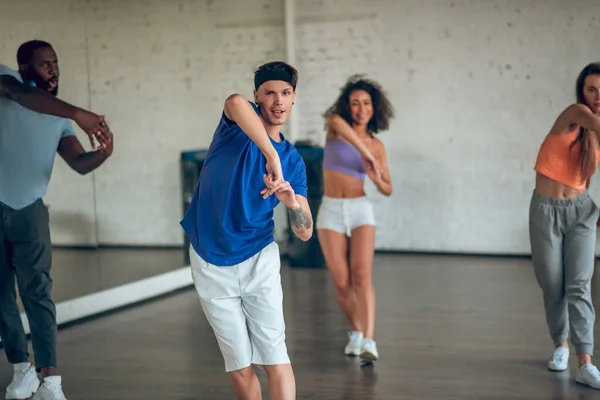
[0,74,111,148]
[58,133,113,175]
[1,74,79,119]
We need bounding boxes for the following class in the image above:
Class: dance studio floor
[2,252,600,399]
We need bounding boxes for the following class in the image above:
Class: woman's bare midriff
[323,170,366,198]
[535,172,586,199]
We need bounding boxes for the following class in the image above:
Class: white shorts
[316,196,376,236]
[190,241,290,372]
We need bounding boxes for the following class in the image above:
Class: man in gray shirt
[0,40,112,400]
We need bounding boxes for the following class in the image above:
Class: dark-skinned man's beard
[24,71,59,96]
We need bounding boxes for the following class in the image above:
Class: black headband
[254,69,296,90]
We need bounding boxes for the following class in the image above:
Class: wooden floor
[3,252,600,399]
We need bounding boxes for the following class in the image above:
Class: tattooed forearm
[288,207,312,231]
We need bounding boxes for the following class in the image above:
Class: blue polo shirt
[181,101,307,266]
[0,64,76,210]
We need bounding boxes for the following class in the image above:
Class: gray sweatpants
[529,190,599,355]
[0,199,56,371]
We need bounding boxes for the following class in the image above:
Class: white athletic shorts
[316,196,376,236]
[189,241,290,372]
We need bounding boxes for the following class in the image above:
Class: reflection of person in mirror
[316,75,394,364]
[0,40,112,400]
[181,61,312,399]
[529,62,600,389]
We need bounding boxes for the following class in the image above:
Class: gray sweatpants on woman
[529,190,599,355]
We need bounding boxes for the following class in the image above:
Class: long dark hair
[572,62,600,184]
[323,74,394,134]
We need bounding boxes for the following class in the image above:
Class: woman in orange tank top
[530,62,600,388]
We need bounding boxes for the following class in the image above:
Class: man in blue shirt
[181,61,313,400]
[0,40,112,400]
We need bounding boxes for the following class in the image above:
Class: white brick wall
[1,0,600,254]
[295,0,600,254]
[83,0,286,246]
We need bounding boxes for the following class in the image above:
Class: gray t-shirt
[0,64,76,210]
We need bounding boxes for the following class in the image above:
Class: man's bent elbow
[0,76,23,101]
[0,84,13,101]
[74,166,90,176]
[225,93,246,109]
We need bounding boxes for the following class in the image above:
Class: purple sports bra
[322,139,366,180]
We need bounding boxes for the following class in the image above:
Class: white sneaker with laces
[548,346,569,371]
[576,363,600,389]
[32,376,67,400]
[5,362,40,400]
[360,338,379,362]
[344,331,363,356]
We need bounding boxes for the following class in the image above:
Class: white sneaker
[576,363,600,389]
[32,376,67,400]
[5,362,40,400]
[548,346,569,371]
[360,338,379,362]
[344,331,363,356]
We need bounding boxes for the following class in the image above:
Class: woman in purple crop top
[316,74,394,363]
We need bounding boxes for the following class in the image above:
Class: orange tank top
[534,127,600,190]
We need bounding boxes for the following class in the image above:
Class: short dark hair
[254,61,299,90]
[17,40,53,66]
[323,74,395,134]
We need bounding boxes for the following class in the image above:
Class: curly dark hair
[323,74,394,134]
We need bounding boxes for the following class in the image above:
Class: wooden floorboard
[3,253,600,399]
